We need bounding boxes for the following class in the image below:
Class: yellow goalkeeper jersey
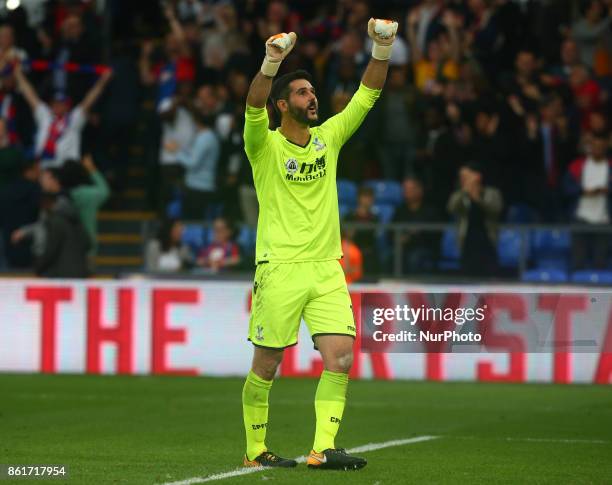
[244,83,381,264]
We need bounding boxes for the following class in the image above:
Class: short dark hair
[270,69,313,115]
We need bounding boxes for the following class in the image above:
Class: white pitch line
[159,435,438,485]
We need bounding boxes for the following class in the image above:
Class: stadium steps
[95,211,153,274]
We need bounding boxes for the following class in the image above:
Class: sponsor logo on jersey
[285,155,327,182]
[285,158,298,174]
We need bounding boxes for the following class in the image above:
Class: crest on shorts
[285,158,298,174]
[255,325,264,341]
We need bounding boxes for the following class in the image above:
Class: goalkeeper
[242,19,398,470]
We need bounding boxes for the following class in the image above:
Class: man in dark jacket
[35,193,91,278]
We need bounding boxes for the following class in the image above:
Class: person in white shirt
[157,96,196,215]
[566,134,612,269]
[13,62,112,168]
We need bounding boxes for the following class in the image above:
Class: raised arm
[246,32,297,108]
[13,63,41,110]
[244,32,297,161]
[319,19,398,147]
[163,3,190,58]
[361,18,398,90]
[246,72,274,109]
[80,70,112,113]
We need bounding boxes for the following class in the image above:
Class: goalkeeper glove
[367,18,398,61]
[260,32,297,77]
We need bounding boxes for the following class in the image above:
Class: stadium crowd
[0,0,611,279]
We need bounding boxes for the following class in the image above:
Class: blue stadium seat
[337,179,358,206]
[530,229,571,270]
[166,200,182,219]
[506,203,536,223]
[372,204,395,224]
[531,229,571,252]
[438,228,460,271]
[339,204,352,219]
[182,224,206,252]
[521,269,568,283]
[237,226,257,253]
[571,270,612,285]
[364,179,403,206]
[497,229,524,268]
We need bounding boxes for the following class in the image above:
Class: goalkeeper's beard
[288,103,318,126]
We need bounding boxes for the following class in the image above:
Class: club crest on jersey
[255,325,264,341]
[285,158,299,174]
[313,136,326,151]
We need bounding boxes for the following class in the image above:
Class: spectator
[521,95,576,222]
[0,118,23,188]
[156,95,196,215]
[61,154,109,258]
[35,193,90,278]
[145,218,193,272]
[344,186,379,276]
[166,111,220,220]
[393,177,440,273]
[51,14,101,100]
[407,7,460,94]
[197,217,240,272]
[568,63,603,131]
[546,39,581,84]
[339,230,363,284]
[13,63,112,168]
[570,0,612,70]
[565,133,612,269]
[375,66,420,180]
[0,159,40,269]
[448,162,503,277]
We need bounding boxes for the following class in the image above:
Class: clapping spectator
[448,162,503,277]
[197,217,240,272]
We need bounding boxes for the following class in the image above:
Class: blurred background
[1,0,612,285]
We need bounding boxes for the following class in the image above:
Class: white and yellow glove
[367,18,398,61]
[260,32,297,77]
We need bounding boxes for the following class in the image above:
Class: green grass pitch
[1,374,611,484]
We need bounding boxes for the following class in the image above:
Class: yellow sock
[313,370,348,453]
[242,370,272,460]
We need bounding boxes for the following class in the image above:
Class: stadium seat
[372,204,395,224]
[521,268,568,283]
[364,179,403,206]
[438,228,460,271]
[506,203,536,223]
[497,229,524,268]
[339,203,352,219]
[237,226,257,253]
[182,224,206,252]
[166,199,182,219]
[571,270,612,285]
[530,229,571,270]
[531,229,571,252]
[337,179,358,206]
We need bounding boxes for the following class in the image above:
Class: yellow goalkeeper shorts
[248,260,356,349]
